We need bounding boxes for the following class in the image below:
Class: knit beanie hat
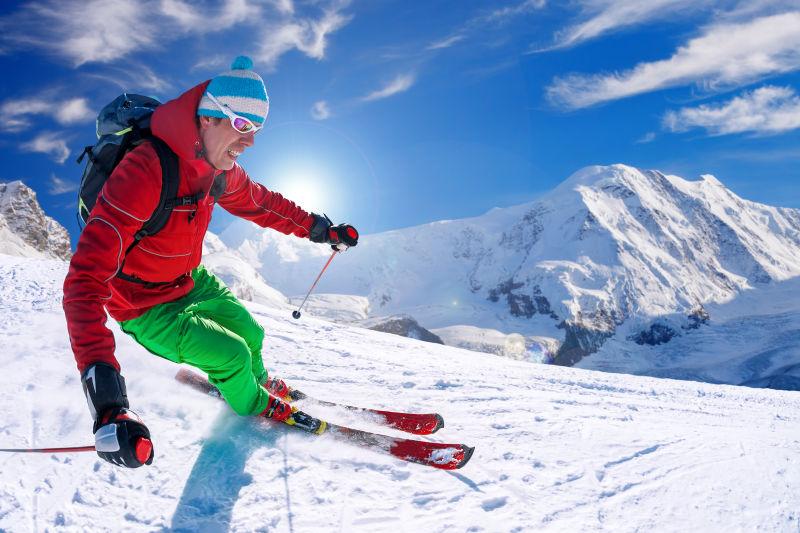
[197,56,269,125]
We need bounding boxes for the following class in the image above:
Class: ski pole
[1,437,152,460]
[292,247,342,319]
[0,445,96,453]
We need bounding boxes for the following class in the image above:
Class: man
[63,56,358,469]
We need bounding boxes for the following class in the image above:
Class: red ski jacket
[63,82,315,373]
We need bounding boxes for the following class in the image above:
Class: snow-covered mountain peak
[699,173,723,185]
[0,180,71,261]
[215,164,800,372]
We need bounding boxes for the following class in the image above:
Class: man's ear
[198,115,212,130]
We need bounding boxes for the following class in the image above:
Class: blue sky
[1,0,799,244]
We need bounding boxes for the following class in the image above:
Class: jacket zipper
[184,171,217,273]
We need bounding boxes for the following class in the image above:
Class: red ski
[176,369,474,470]
[176,368,444,435]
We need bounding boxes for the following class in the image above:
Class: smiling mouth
[227,149,241,157]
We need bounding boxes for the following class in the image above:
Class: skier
[63,56,358,468]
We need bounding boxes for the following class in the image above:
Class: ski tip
[431,414,445,433]
[455,445,475,469]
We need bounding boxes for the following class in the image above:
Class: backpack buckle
[76,146,93,164]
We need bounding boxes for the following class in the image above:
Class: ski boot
[263,376,292,400]
[261,394,327,435]
[261,394,293,422]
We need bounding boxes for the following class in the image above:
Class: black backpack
[75,94,212,285]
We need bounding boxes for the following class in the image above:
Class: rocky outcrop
[488,280,559,320]
[360,315,444,345]
[553,310,617,366]
[627,306,711,347]
[0,181,72,261]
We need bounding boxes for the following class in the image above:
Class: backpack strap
[116,137,201,287]
[209,171,227,202]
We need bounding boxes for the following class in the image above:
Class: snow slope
[2,254,799,532]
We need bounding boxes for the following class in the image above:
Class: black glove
[309,213,359,250]
[81,363,154,468]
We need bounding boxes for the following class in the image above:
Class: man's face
[198,116,256,171]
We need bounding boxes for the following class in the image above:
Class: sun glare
[272,164,330,213]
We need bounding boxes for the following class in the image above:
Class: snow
[2,253,800,532]
[287,293,371,322]
[217,163,800,339]
[581,276,800,387]
[202,232,290,309]
[431,324,558,363]
[209,164,800,385]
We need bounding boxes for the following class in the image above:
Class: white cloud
[270,0,295,15]
[83,63,173,94]
[485,0,547,24]
[48,173,77,195]
[543,0,795,50]
[132,64,174,93]
[636,132,657,144]
[255,3,352,70]
[55,99,94,124]
[663,85,800,136]
[361,74,416,102]
[159,0,205,29]
[311,101,331,120]
[0,0,160,66]
[0,97,93,132]
[1,0,342,69]
[192,55,228,72]
[546,12,800,109]
[21,132,70,164]
[426,0,545,53]
[0,118,31,132]
[159,0,261,34]
[427,34,466,51]
[548,0,716,50]
[0,100,48,131]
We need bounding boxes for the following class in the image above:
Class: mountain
[1,252,799,531]
[0,181,71,260]
[217,164,800,385]
[202,231,290,309]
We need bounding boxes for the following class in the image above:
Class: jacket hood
[151,81,212,168]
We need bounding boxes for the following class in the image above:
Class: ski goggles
[206,92,263,134]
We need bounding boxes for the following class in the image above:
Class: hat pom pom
[231,55,254,70]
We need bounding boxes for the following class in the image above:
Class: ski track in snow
[1,255,800,532]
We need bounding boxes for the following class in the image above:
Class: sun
[270,164,330,213]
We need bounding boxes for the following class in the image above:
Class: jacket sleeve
[63,144,161,373]
[217,164,315,237]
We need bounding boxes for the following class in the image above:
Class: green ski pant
[119,265,271,416]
